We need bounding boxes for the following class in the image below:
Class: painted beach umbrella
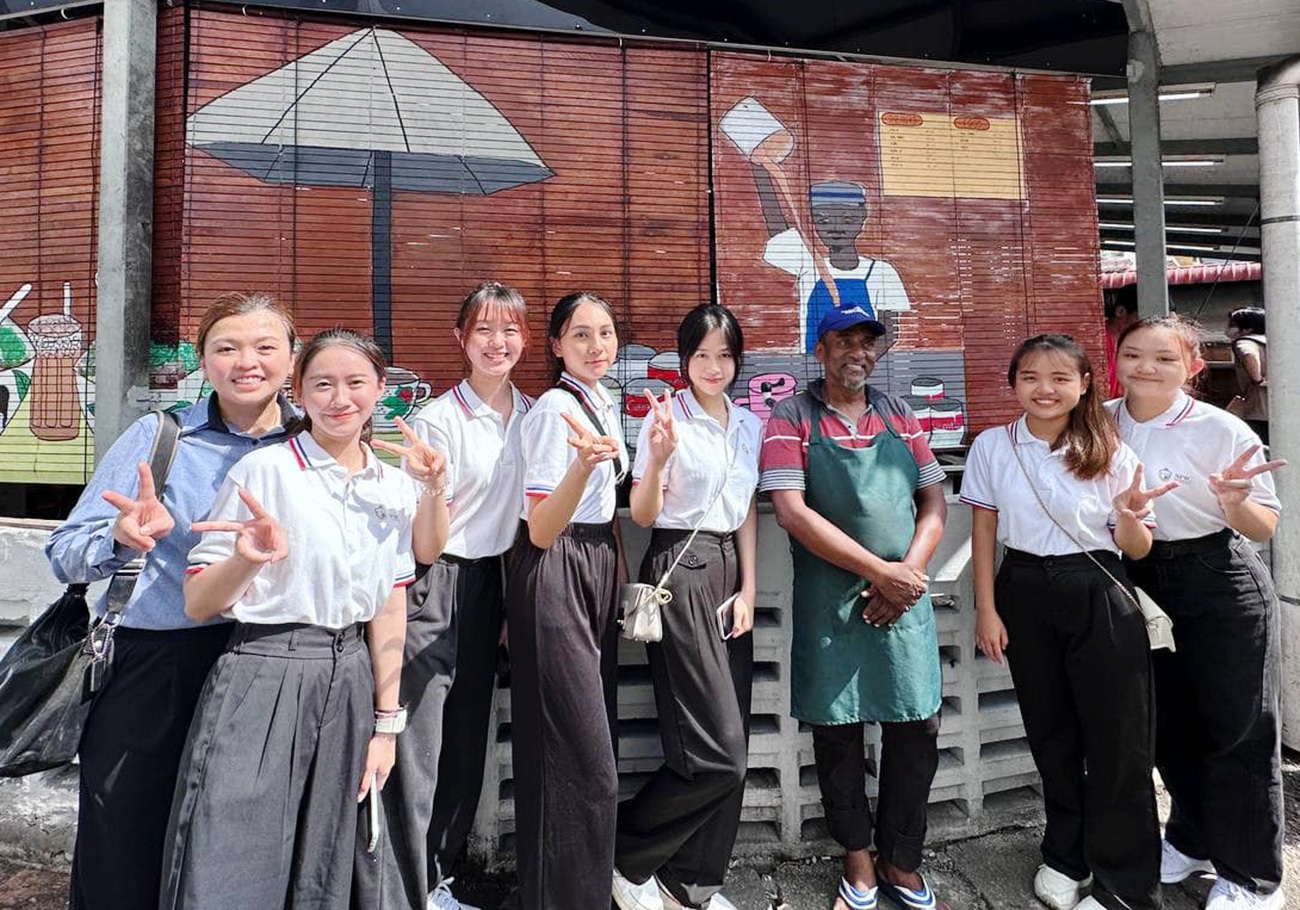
[187,27,552,355]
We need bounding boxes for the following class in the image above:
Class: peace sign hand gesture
[1210,444,1287,509]
[560,412,619,474]
[643,389,678,466]
[1112,463,1178,523]
[191,488,289,566]
[102,462,175,553]
[372,417,447,491]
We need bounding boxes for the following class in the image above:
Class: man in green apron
[760,306,949,910]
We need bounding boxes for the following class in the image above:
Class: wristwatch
[374,707,408,735]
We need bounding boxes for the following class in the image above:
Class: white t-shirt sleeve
[186,462,251,571]
[523,394,577,500]
[958,429,1000,512]
[393,476,418,588]
[866,261,912,312]
[762,228,812,280]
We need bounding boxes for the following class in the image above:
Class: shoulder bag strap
[1008,440,1142,611]
[102,410,184,619]
[556,382,627,481]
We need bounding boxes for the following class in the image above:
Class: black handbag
[0,410,181,777]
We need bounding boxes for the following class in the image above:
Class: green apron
[789,398,943,725]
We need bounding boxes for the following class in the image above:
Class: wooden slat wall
[0,18,101,484]
[181,11,710,396]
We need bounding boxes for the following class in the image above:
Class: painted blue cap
[817,305,886,341]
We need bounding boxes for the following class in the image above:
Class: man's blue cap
[817,305,886,341]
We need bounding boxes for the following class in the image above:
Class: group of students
[48,286,760,910]
[966,321,1285,910]
[45,285,1283,910]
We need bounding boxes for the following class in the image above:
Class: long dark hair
[677,303,745,390]
[1007,334,1118,481]
[546,291,618,384]
[288,328,387,443]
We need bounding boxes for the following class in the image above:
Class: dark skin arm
[752,163,789,238]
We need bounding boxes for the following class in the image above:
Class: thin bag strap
[103,410,184,618]
[557,382,628,481]
[1008,435,1142,610]
[650,419,741,591]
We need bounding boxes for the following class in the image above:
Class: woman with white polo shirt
[612,304,761,910]
[966,334,1170,910]
[1112,315,1286,910]
[354,282,533,910]
[505,291,629,909]
[165,329,449,910]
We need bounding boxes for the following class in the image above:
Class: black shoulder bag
[0,410,182,777]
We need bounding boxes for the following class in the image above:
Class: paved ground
[1,753,1296,909]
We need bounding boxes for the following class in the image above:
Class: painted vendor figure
[760,306,949,910]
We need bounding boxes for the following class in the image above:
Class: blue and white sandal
[837,877,878,910]
[877,873,937,910]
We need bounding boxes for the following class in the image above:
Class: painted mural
[0,11,1102,489]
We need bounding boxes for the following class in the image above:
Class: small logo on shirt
[374,505,393,522]
[1157,467,1192,484]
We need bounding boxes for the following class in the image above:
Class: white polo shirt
[632,389,761,533]
[1108,392,1279,541]
[960,416,1154,557]
[408,380,533,559]
[520,372,628,525]
[187,433,418,628]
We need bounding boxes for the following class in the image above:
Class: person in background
[612,304,761,910]
[968,334,1169,910]
[761,306,949,910]
[506,292,628,909]
[166,329,448,910]
[356,282,533,910]
[46,291,297,910]
[1226,307,1268,444]
[1114,314,1286,910]
[1104,288,1139,399]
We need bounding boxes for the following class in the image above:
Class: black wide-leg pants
[505,521,619,910]
[1126,530,1284,895]
[615,529,754,909]
[996,548,1160,910]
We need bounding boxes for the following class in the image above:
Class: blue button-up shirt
[45,394,294,630]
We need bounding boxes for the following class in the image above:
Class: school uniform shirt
[187,434,418,628]
[960,416,1155,557]
[759,381,945,493]
[520,372,629,525]
[631,388,761,534]
[1108,392,1279,541]
[409,380,534,559]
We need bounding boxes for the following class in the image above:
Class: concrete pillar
[1256,57,1300,747]
[95,0,158,460]
[1126,29,1169,317]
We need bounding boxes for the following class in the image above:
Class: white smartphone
[365,773,381,853]
[716,594,739,641]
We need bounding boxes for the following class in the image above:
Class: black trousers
[505,521,619,910]
[810,714,939,872]
[355,556,483,909]
[162,623,372,910]
[428,556,506,886]
[1126,530,1284,894]
[70,623,231,910]
[997,548,1160,910]
[616,530,754,909]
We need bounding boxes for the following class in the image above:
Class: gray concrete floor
[1,753,1296,909]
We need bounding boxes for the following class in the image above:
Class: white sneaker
[428,878,481,910]
[1073,899,1107,910]
[614,868,665,910]
[1033,864,1092,910]
[1206,879,1286,909]
[1159,838,1216,884]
